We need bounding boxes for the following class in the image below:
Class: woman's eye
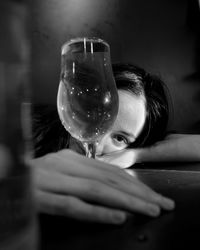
[112,134,129,146]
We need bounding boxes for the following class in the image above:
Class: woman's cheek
[95,153,132,169]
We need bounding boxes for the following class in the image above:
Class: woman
[32,63,169,167]
[29,62,175,224]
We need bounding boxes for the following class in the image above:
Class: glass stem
[83,142,96,159]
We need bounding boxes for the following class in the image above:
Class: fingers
[74,151,175,212]
[36,190,127,224]
[105,167,175,211]
[35,170,163,217]
[94,150,171,205]
[98,170,175,212]
[117,169,175,211]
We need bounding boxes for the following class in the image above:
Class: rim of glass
[61,37,110,53]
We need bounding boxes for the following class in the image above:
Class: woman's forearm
[137,134,200,163]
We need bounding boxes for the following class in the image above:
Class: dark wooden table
[39,162,200,250]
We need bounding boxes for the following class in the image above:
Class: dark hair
[32,63,169,157]
[31,104,70,158]
[112,63,169,147]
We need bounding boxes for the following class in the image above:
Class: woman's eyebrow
[118,130,136,140]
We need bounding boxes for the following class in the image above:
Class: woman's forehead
[113,90,146,138]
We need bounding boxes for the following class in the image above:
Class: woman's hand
[29,149,174,224]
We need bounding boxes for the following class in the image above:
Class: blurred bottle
[0,0,38,249]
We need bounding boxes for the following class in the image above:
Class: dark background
[31,0,200,134]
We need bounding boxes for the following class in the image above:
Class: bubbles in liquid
[57,80,118,142]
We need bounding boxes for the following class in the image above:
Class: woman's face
[95,89,146,157]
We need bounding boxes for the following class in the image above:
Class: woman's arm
[137,134,200,163]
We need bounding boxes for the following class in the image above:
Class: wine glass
[57,37,119,158]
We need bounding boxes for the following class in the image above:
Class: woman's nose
[95,137,105,156]
[95,134,111,156]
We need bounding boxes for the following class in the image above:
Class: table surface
[39,162,200,250]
